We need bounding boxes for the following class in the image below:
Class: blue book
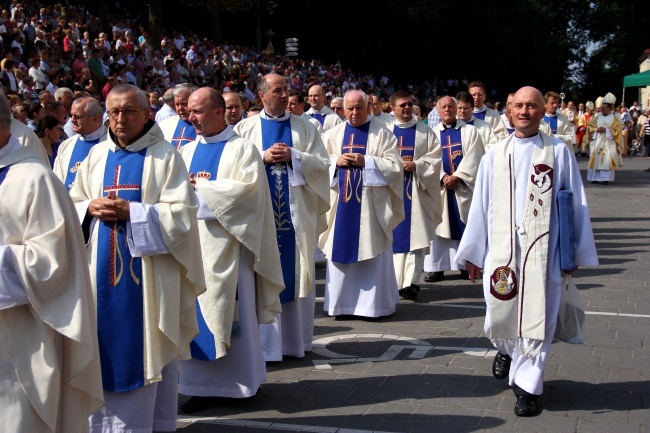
[557,190,575,271]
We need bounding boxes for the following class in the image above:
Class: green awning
[623,70,650,87]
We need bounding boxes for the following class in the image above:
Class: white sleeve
[362,156,388,186]
[329,163,338,187]
[126,203,171,257]
[195,189,218,220]
[287,147,307,187]
[0,245,29,310]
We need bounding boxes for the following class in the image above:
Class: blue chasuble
[392,125,416,253]
[96,147,147,392]
[310,112,325,126]
[440,128,466,240]
[63,136,101,190]
[543,115,558,134]
[261,118,296,304]
[170,119,197,150]
[332,122,369,264]
[473,110,486,121]
[187,139,229,361]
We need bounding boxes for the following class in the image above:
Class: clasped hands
[442,174,460,190]
[264,143,292,164]
[87,192,130,222]
[337,153,365,168]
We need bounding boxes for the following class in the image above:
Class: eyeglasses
[107,107,147,119]
[70,113,88,120]
[398,102,414,108]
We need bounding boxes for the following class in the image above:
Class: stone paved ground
[177,155,650,433]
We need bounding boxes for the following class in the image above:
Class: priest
[0,88,103,433]
[587,92,623,185]
[542,91,575,152]
[455,86,598,417]
[53,96,106,189]
[159,82,199,149]
[306,84,343,133]
[320,90,404,318]
[468,81,508,140]
[456,91,498,149]
[423,96,484,283]
[178,87,285,413]
[235,73,330,361]
[70,84,205,432]
[386,90,442,301]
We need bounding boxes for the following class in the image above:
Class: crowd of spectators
[0,0,480,124]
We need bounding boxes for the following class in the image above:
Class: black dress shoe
[399,284,420,301]
[424,271,444,282]
[459,270,470,280]
[492,352,511,379]
[180,396,219,414]
[514,395,539,417]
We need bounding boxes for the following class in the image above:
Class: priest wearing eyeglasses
[69,84,206,433]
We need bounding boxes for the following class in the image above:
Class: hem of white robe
[323,248,399,318]
[178,361,265,398]
[586,168,615,181]
[424,237,466,272]
[260,291,315,361]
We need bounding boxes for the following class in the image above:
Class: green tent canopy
[623,70,650,87]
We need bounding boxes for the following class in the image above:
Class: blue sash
[440,128,466,240]
[187,139,229,361]
[170,119,196,150]
[544,115,558,134]
[392,125,416,253]
[96,148,146,392]
[0,165,10,185]
[332,123,369,264]
[507,127,515,135]
[261,118,296,304]
[310,112,326,126]
[465,119,475,126]
[63,136,101,190]
[473,110,486,121]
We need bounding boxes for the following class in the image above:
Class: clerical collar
[442,121,457,129]
[513,133,541,146]
[545,113,558,118]
[81,124,107,141]
[394,117,417,128]
[0,135,22,160]
[200,125,235,143]
[260,110,290,121]
[473,105,487,113]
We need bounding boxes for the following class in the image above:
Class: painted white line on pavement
[177,417,396,433]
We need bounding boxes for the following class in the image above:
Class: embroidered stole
[261,118,296,304]
[310,112,325,126]
[170,119,196,150]
[332,123,369,263]
[392,124,416,253]
[187,139,231,361]
[543,115,558,134]
[63,136,101,190]
[96,147,147,391]
[440,128,465,240]
[489,134,554,355]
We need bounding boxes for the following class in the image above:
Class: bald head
[308,84,325,110]
[223,91,243,125]
[511,86,545,137]
[344,90,368,126]
[187,87,225,137]
[437,96,457,125]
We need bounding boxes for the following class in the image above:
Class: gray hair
[162,88,175,104]
[107,84,148,108]
[73,97,103,117]
[343,90,367,109]
[173,83,198,98]
[54,87,73,100]
[331,96,344,105]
